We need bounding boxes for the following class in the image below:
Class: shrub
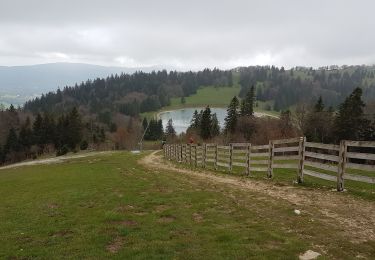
[56,145,69,156]
[80,140,89,150]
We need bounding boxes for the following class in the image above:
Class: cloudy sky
[1,0,374,70]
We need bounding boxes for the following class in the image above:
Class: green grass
[178,159,375,201]
[0,152,374,259]
[142,85,279,119]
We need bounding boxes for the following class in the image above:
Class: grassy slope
[0,152,374,259]
[142,85,279,119]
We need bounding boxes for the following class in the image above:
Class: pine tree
[333,88,371,141]
[181,96,186,104]
[42,113,56,145]
[314,96,324,112]
[66,107,83,149]
[19,117,33,149]
[165,119,176,137]
[200,106,212,139]
[210,113,220,137]
[157,119,164,139]
[190,110,201,129]
[241,86,255,116]
[5,128,19,153]
[224,96,239,134]
[32,113,44,148]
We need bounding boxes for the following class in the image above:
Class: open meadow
[0,151,374,259]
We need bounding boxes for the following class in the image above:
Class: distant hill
[0,62,159,106]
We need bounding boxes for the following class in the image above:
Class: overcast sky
[1,0,374,70]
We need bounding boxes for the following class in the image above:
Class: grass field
[142,85,279,119]
[0,151,374,259]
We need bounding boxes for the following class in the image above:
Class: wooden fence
[163,137,375,191]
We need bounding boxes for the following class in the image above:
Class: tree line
[238,65,375,111]
[0,107,94,165]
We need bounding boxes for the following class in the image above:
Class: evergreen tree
[66,107,83,149]
[181,96,186,104]
[0,146,4,164]
[190,110,201,129]
[157,119,164,139]
[32,113,44,149]
[4,128,19,153]
[224,96,239,134]
[210,113,220,137]
[19,117,33,149]
[165,119,176,137]
[333,88,371,141]
[314,96,324,112]
[42,113,56,145]
[241,86,255,116]
[200,106,212,140]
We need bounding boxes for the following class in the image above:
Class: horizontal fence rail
[163,137,375,191]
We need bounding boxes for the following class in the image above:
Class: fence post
[194,145,198,167]
[246,143,251,175]
[229,144,233,172]
[337,140,347,191]
[297,136,306,183]
[189,144,192,165]
[203,144,207,168]
[267,140,274,178]
[214,144,218,170]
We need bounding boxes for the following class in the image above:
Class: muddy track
[139,151,375,243]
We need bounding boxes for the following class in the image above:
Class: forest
[0,65,374,165]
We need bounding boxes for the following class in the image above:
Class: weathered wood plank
[346,152,375,161]
[250,152,269,157]
[304,160,338,172]
[272,163,298,169]
[305,142,340,151]
[231,143,251,147]
[250,166,268,172]
[251,144,269,150]
[345,140,375,148]
[217,161,230,168]
[273,155,300,161]
[232,149,248,154]
[250,159,269,165]
[346,162,375,171]
[272,137,301,145]
[217,145,230,149]
[273,146,299,153]
[344,173,375,184]
[304,151,339,162]
[233,162,247,167]
[303,169,336,181]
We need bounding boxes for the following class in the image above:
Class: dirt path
[0,151,112,170]
[139,151,375,243]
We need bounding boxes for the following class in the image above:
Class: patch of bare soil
[106,236,125,253]
[50,230,73,238]
[139,151,375,243]
[154,205,170,213]
[192,213,204,223]
[158,215,176,223]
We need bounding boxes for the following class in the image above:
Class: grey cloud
[0,0,374,69]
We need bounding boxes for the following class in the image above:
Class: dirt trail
[0,151,112,170]
[140,151,375,243]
